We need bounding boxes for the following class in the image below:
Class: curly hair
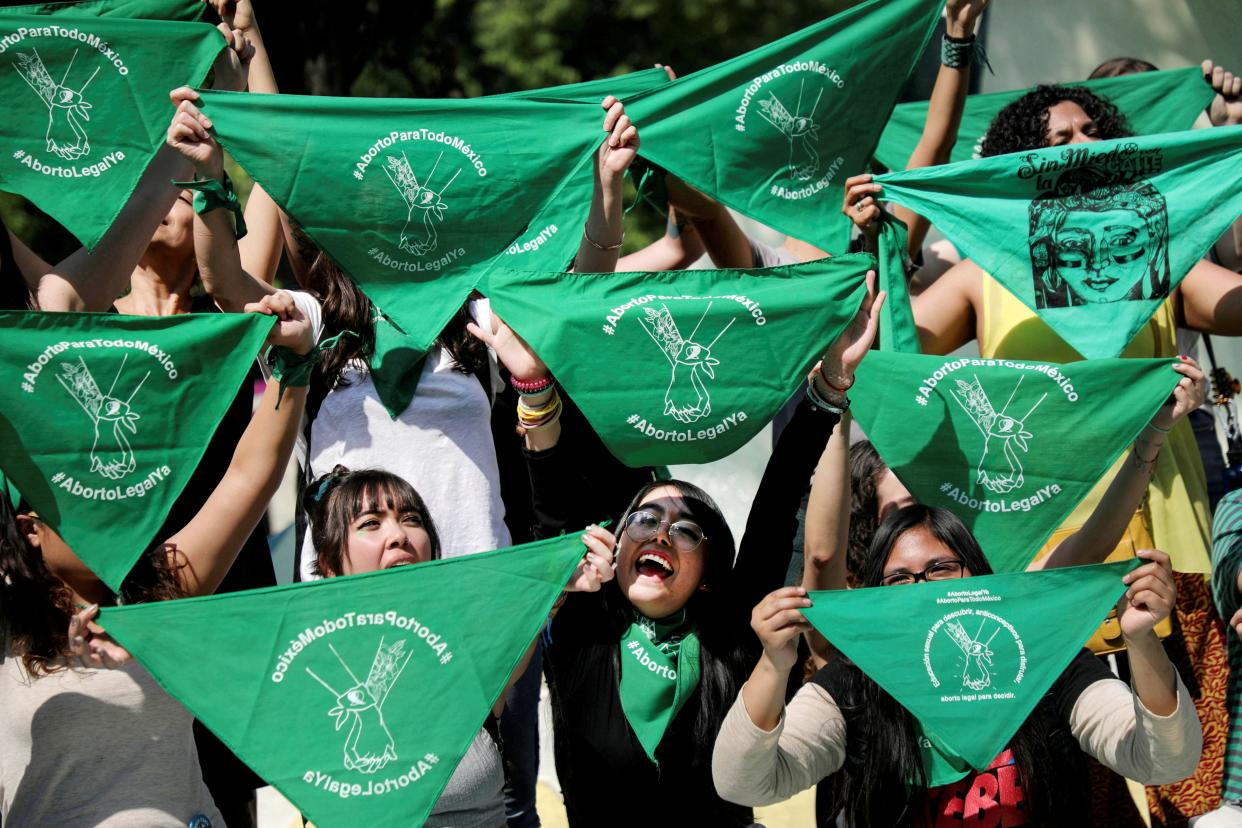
[979,84,1132,158]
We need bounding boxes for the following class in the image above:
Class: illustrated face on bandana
[1029,177,1169,308]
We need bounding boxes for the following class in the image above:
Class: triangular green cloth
[874,66,1216,171]
[624,0,944,254]
[801,560,1140,770]
[618,611,701,764]
[0,311,273,591]
[850,351,1180,572]
[0,0,205,20]
[0,16,224,248]
[876,125,1242,359]
[486,256,872,466]
[876,217,920,353]
[197,90,604,354]
[100,532,588,828]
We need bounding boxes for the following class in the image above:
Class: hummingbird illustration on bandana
[383,151,459,258]
[639,303,735,425]
[756,78,824,182]
[56,356,146,481]
[950,375,1046,495]
[14,49,98,162]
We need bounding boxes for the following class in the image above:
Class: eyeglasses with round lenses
[623,510,707,552]
[880,559,965,587]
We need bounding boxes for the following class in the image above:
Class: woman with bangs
[466,246,886,822]
[296,464,615,827]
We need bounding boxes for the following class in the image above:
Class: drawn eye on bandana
[382,151,461,258]
[14,48,99,162]
[56,355,147,481]
[949,374,1046,496]
[1028,174,1170,309]
[944,618,999,691]
[756,78,824,182]
[306,637,411,775]
[638,303,735,425]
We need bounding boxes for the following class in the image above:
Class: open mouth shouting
[634,548,675,582]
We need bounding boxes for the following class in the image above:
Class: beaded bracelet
[805,379,850,415]
[511,374,554,395]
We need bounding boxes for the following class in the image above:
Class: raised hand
[598,95,639,178]
[68,604,133,669]
[1151,355,1207,430]
[1119,549,1176,639]
[166,88,222,180]
[842,173,883,239]
[207,0,256,32]
[1204,60,1242,127]
[750,587,814,674]
[820,269,885,386]
[565,524,617,593]
[465,312,548,383]
[209,23,254,92]
[245,290,314,355]
[945,0,990,38]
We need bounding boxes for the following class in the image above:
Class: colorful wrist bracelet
[511,374,554,394]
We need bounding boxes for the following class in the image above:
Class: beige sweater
[712,675,1201,808]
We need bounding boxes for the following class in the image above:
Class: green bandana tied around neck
[0,311,274,591]
[876,125,1242,359]
[99,531,589,828]
[801,560,1140,772]
[0,16,225,248]
[196,90,607,359]
[874,66,1217,171]
[618,610,701,764]
[486,256,872,466]
[623,0,944,255]
[850,352,1181,572]
[0,0,206,20]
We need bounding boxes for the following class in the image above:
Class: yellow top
[980,273,1211,573]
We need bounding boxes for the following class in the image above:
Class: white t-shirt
[300,299,510,580]
[0,657,224,827]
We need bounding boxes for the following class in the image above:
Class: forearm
[687,208,754,269]
[196,207,274,312]
[802,415,850,592]
[1216,215,1242,272]
[742,654,791,731]
[1039,433,1163,569]
[36,146,191,311]
[616,211,705,271]
[573,168,625,273]
[1124,629,1178,717]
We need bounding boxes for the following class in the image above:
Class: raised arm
[573,96,639,273]
[615,207,706,271]
[1203,60,1242,270]
[801,414,851,594]
[161,291,312,596]
[1038,357,1205,569]
[664,175,755,269]
[35,24,253,312]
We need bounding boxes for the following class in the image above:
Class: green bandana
[0,17,223,249]
[486,256,872,466]
[0,311,274,591]
[876,216,920,353]
[876,125,1242,359]
[0,0,206,20]
[618,610,701,763]
[875,66,1217,171]
[851,352,1180,572]
[801,560,1140,771]
[197,90,605,356]
[99,531,588,828]
[623,0,943,254]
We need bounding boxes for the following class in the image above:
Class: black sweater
[526,396,840,826]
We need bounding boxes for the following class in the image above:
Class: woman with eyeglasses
[713,503,1201,826]
[467,265,885,824]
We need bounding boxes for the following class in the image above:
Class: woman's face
[147,191,196,259]
[1044,101,1100,147]
[880,525,973,586]
[1050,208,1153,303]
[339,502,434,576]
[616,484,708,620]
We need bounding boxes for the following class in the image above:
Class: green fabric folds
[0,310,273,591]
[876,125,1242,359]
[0,16,223,248]
[624,0,944,254]
[801,560,1139,770]
[850,352,1180,572]
[876,217,920,353]
[487,256,872,466]
[197,90,604,355]
[875,66,1216,171]
[618,611,701,764]
[100,532,588,828]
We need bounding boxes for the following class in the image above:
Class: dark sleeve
[728,396,840,612]
[1049,649,1115,724]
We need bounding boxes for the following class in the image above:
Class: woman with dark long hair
[714,504,1200,827]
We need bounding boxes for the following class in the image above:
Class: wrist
[195,160,225,183]
[944,19,978,40]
